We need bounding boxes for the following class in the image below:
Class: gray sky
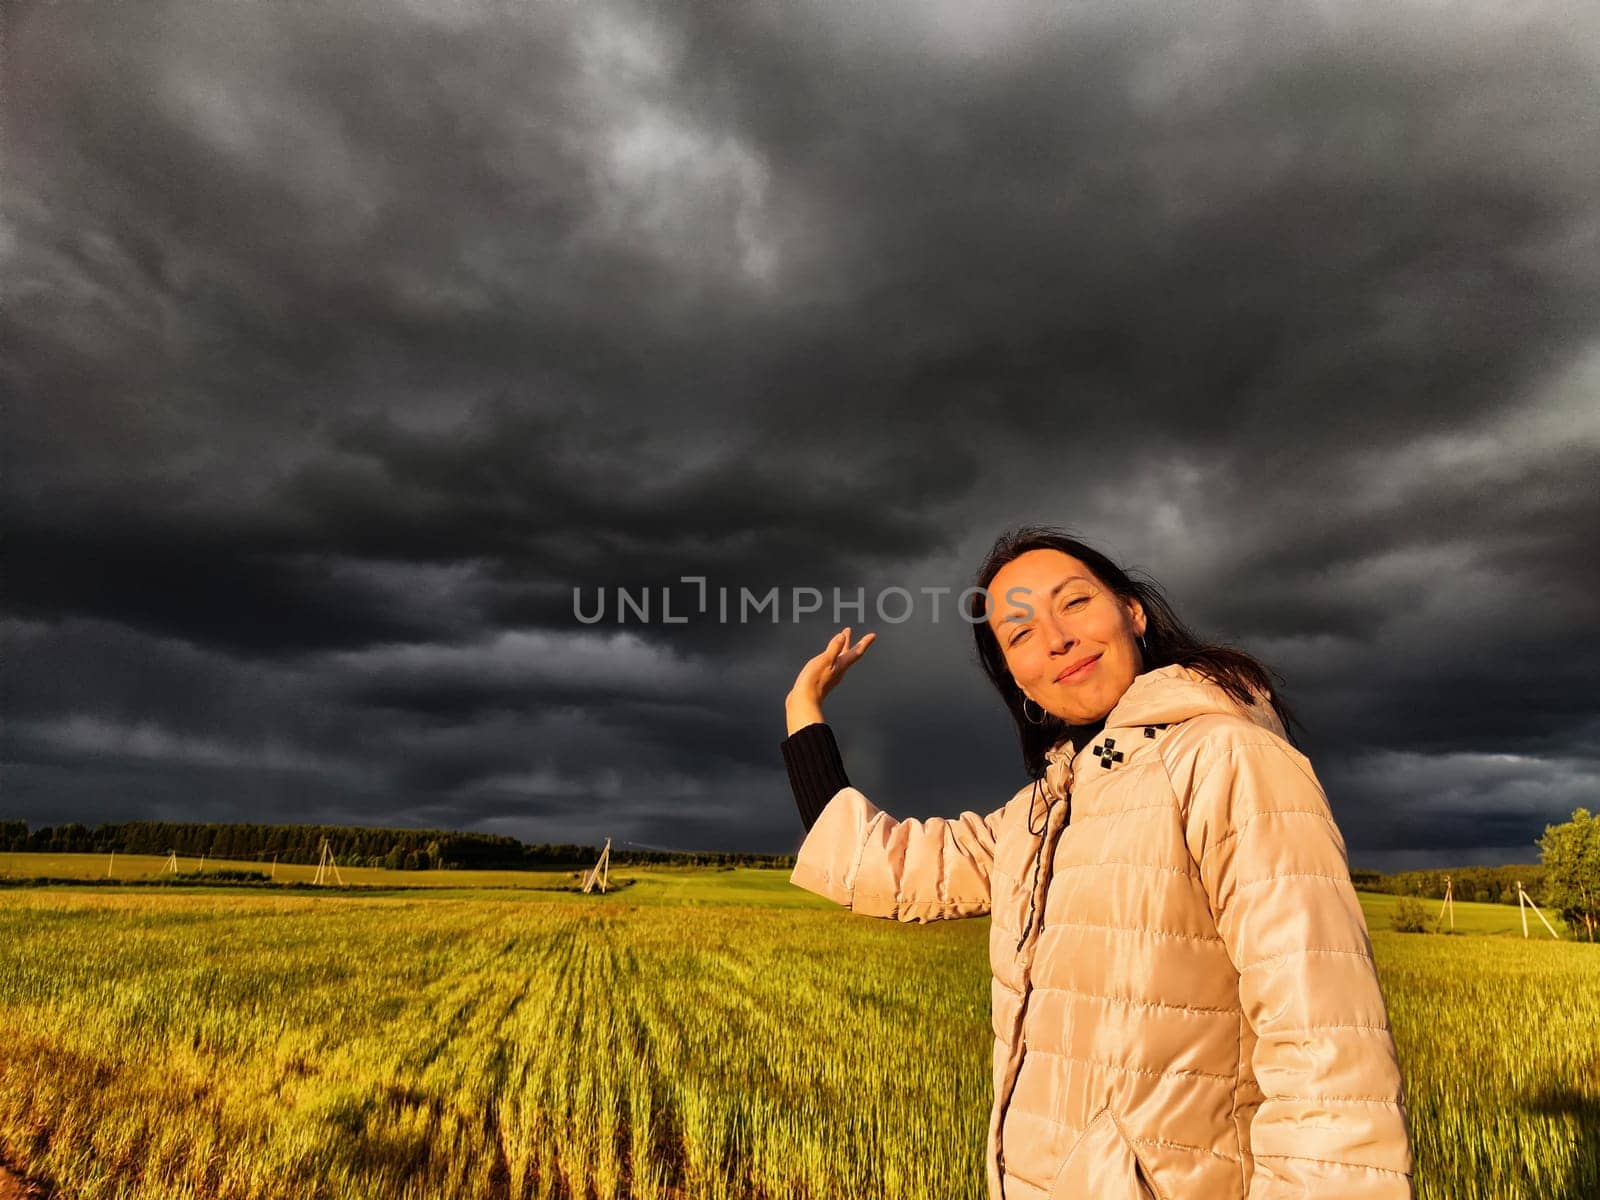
[5,0,1598,870]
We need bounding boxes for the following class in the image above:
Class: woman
[781,527,1413,1200]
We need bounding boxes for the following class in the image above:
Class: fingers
[809,628,848,669]
[803,628,875,677]
[834,627,875,665]
[843,632,875,663]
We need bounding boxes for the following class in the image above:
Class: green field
[1,862,1594,1200]
[3,852,591,893]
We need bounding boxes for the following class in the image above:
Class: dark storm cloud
[4,0,1598,866]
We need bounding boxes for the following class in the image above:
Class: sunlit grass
[0,884,985,1199]
[0,854,826,907]
[0,877,1593,1199]
[1376,931,1600,1200]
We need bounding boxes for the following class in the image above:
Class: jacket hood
[1098,662,1285,738]
[1036,664,1284,807]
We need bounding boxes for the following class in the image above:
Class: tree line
[0,820,799,871]
[1349,864,1547,906]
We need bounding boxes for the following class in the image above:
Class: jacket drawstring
[1016,740,1079,952]
[1016,777,1069,953]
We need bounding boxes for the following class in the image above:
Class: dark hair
[965,525,1304,778]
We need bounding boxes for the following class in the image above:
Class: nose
[1042,613,1074,656]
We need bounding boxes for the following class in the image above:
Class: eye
[1009,628,1030,645]
[1061,595,1089,610]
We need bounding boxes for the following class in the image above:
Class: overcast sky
[5,0,1597,870]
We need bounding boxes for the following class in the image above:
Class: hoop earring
[1022,697,1048,725]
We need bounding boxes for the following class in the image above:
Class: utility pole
[1516,880,1561,939]
[582,838,612,894]
[1436,875,1454,931]
[312,838,345,886]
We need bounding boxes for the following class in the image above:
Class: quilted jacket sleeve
[789,785,1008,923]
[1183,731,1414,1199]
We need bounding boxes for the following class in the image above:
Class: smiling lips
[1055,654,1102,683]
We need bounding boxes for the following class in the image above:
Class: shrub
[1393,896,1431,933]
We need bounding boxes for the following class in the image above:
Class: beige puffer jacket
[790,664,1413,1200]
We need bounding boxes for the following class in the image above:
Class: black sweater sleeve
[781,722,852,833]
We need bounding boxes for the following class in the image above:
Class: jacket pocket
[1046,1106,1165,1200]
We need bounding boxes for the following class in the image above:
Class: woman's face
[987,549,1147,725]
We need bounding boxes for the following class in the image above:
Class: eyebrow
[997,576,1094,625]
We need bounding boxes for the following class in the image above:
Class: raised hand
[785,627,876,734]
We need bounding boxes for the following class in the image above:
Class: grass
[1359,888,1567,939]
[0,854,824,907]
[1381,934,1600,1200]
[0,870,1593,1199]
[2,852,588,891]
